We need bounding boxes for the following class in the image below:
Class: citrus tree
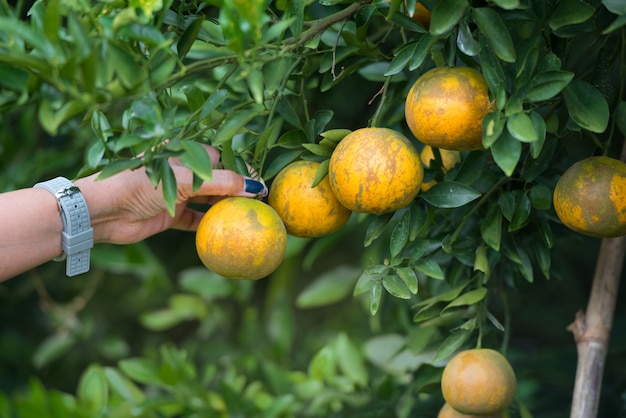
[1,0,626,417]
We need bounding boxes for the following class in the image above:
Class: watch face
[56,185,81,199]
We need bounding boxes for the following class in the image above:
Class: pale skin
[0,145,267,281]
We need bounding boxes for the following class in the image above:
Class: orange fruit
[405,66,492,151]
[420,145,461,191]
[438,402,502,418]
[268,160,352,238]
[328,127,423,214]
[441,348,516,416]
[553,156,626,238]
[195,197,287,280]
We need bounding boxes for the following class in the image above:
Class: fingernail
[244,178,268,197]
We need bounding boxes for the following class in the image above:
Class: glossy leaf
[562,80,610,133]
[472,7,516,63]
[507,112,538,143]
[180,141,213,182]
[480,204,502,251]
[396,267,418,294]
[430,0,468,36]
[491,131,521,176]
[456,20,480,56]
[432,330,473,363]
[383,274,412,299]
[354,264,387,296]
[336,333,368,387]
[419,181,481,208]
[525,70,574,102]
[414,259,445,280]
[77,365,108,417]
[443,287,488,312]
[390,210,411,257]
[549,0,595,31]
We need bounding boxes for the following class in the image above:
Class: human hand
[75,145,267,245]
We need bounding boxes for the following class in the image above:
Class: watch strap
[34,177,93,276]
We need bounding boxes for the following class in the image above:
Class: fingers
[174,166,268,202]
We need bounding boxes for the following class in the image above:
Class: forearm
[0,187,65,281]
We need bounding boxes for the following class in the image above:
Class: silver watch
[34,177,93,276]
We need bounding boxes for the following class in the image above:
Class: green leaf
[77,365,108,417]
[615,101,626,137]
[563,80,610,133]
[507,112,538,143]
[370,281,383,315]
[385,42,416,76]
[419,181,481,208]
[480,204,502,251]
[414,259,445,280]
[456,20,480,56]
[529,184,552,210]
[213,109,260,146]
[119,358,162,386]
[296,266,359,308]
[199,89,229,121]
[443,287,488,312]
[383,274,412,299]
[549,0,596,31]
[491,131,521,176]
[472,7,516,63]
[104,367,145,402]
[529,111,547,158]
[509,192,532,231]
[108,41,146,89]
[525,71,574,102]
[177,17,204,59]
[364,212,394,247]
[301,143,333,157]
[430,0,469,36]
[180,141,213,182]
[354,264,387,296]
[409,33,440,71]
[160,161,177,217]
[396,267,418,294]
[32,332,75,369]
[335,333,368,387]
[140,308,187,331]
[390,210,411,257]
[482,112,507,149]
[432,330,473,363]
[97,159,144,180]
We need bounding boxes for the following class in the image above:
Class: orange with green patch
[328,127,423,214]
[195,197,287,280]
[405,66,492,151]
[553,156,626,238]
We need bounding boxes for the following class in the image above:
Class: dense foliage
[1,0,626,417]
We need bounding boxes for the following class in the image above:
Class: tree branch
[568,140,626,418]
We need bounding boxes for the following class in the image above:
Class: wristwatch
[34,177,93,277]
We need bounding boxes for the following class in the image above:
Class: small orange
[268,160,352,238]
[441,348,516,416]
[420,145,461,191]
[553,156,626,238]
[195,197,287,280]
[328,127,423,214]
[405,66,492,151]
[438,402,502,418]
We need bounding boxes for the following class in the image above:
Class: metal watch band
[34,177,93,277]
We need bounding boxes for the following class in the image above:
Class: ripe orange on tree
[195,197,287,280]
[437,402,502,418]
[553,156,626,238]
[420,144,461,191]
[268,160,352,238]
[328,127,423,214]
[405,66,492,151]
[441,348,517,416]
